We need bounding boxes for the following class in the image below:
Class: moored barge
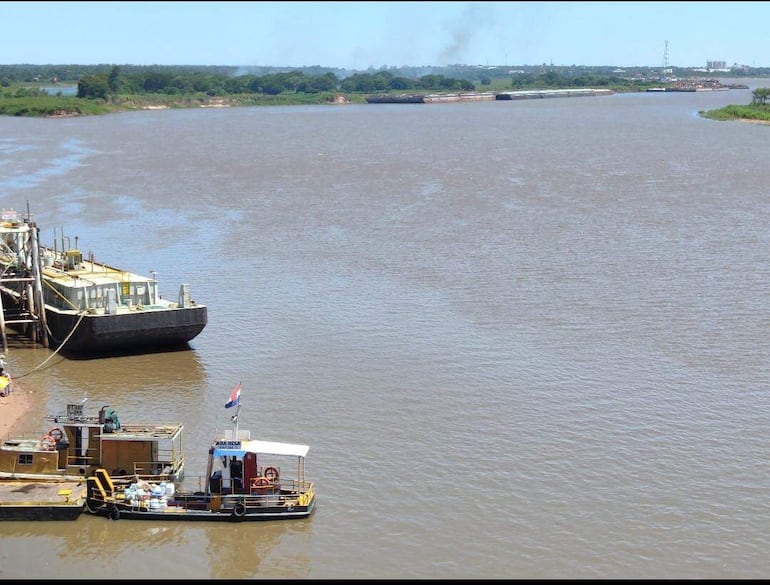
[0,478,86,521]
[0,209,206,356]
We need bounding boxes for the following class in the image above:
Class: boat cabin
[40,245,162,313]
[0,402,185,481]
[204,430,310,499]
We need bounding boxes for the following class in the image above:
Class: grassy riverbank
[0,91,366,117]
[699,103,770,123]
[0,95,116,116]
[0,73,677,118]
[4,87,769,122]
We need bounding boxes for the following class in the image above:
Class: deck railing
[87,477,315,513]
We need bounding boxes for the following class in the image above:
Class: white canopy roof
[212,439,309,458]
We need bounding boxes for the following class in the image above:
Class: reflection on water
[8,346,210,444]
[204,519,312,579]
[38,347,207,390]
[0,513,312,579]
[58,343,198,361]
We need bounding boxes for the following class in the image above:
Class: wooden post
[0,290,7,355]
[29,221,48,348]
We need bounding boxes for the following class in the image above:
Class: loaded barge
[0,209,206,356]
[365,88,615,103]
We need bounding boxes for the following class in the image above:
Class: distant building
[705,60,730,72]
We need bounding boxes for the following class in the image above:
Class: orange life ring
[48,427,64,442]
[263,466,280,482]
[251,476,271,489]
[40,434,56,451]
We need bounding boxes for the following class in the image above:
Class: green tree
[77,74,108,99]
[752,88,770,105]
[142,71,173,93]
[107,66,121,94]
[390,76,413,90]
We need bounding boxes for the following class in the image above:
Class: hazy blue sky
[2,1,767,69]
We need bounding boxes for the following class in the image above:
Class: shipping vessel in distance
[0,209,207,357]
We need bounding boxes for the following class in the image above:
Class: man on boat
[0,356,11,397]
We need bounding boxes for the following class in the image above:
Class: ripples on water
[1,84,770,578]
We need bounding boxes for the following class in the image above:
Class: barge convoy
[0,209,206,356]
[365,88,615,103]
[366,81,747,103]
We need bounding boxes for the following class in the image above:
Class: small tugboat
[0,400,185,482]
[85,383,316,522]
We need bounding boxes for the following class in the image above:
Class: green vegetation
[700,87,770,123]
[700,104,770,122]
[0,91,362,117]
[0,65,473,116]
[0,95,116,117]
[505,70,660,92]
[1,63,768,118]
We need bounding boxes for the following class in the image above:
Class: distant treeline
[2,63,769,106]
[3,62,769,88]
[72,67,477,98]
[509,71,626,88]
[0,64,486,88]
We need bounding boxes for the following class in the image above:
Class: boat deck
[0,478,86,504]
[100,423,185,440]
[0,479,86,520]
[42,410,185,442]
[41,255,154,287]
[3,424,183,447]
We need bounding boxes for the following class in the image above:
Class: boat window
[18,454,33,466]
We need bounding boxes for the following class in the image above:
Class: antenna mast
[659,40,670,82]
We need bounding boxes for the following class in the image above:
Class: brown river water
[0,80,769,578]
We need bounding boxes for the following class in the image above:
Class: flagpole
[229,381,242,439]
[232,402,241,438]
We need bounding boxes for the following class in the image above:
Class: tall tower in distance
[660,40,673,81]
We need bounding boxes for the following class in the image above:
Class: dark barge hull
[87,499,315,522]
[44,305,208,355]
[86,502,315,522]
[0,504,84,521]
